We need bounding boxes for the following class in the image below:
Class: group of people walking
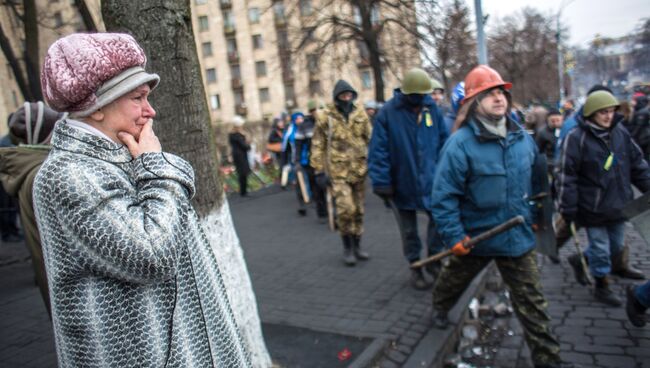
[2,29,649,368]
[260,60,650,367]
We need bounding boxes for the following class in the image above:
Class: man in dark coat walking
[368,68,449,290]
[229,115,251,196]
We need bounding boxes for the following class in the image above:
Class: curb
[348,338,390,368]
[403,263,495,367]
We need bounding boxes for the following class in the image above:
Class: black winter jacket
[557,114,650,226]
[229,131,251,175]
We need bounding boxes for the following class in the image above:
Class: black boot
[341,235,356,266]
[431,308,449,329]
[352,235,369,261]
[626,285,647,327]
[611,245,645,280]
[409,267,431,290]
[594,276,622,307]
[568,253,590,286]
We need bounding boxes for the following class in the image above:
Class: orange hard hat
[461,65,512,104]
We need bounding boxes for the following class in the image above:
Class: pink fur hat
[41,33,160,118]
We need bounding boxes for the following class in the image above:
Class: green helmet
[431,78,444,91]
[402,68,433,95]
[583,91,619,117]
[307,99,318,111]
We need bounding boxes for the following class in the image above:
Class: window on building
[252,34,263,49]
[273,2,286,21]
[198,16,209,32]
[309,80,322,95]
[223,10,235,30]
[202,42,213,57]
[259,88,270,103]
[361,70,373,90]
[255,61,267,77]
[234,90,245,105]
[278,30,289,50]
[357,41,370,63]
[284,84,295,105]
[231,65,241,80]
[371,5,380,25]
[6,64,12,80]
[206,68,217,84]
[210,94,220,110]
[226,38,238,54]
[248,7,260,24]
[353,5,380,26]
[299,0,313,16]
[196,0,207,4]
[11,90,18,107]
[54,12,64,27]
[307,53,319,72]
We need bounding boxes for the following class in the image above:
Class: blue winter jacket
[557,114,650,226]
[368,89,449,210]
[432,117,538,257]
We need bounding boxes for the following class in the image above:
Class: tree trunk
[74,0,98,32]
[0,23,32,101]
[101,1,271,366]
[23,0,42,101]
[102,0,221,215]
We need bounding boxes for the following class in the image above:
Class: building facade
[1,0,420,130]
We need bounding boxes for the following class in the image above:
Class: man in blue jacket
[431,66,568,368]
[368,68,449,290]
[558,91,650,306]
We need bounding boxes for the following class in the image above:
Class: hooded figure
[34,33,251,368]
[0,102,65,317]
[311,79,372,265]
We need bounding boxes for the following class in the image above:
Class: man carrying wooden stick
[430,66,571,368]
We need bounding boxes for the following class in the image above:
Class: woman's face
[100,84,156,140]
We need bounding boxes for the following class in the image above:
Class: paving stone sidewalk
[3,184,648,367]
[488,225,650,368]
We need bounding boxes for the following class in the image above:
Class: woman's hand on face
[118,119,162,158]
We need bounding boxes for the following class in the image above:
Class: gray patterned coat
[33,122,252,368]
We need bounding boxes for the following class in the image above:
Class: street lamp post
[474,0,488,65]
[556,0,575,106]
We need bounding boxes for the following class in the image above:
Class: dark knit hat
[8,102,65,145]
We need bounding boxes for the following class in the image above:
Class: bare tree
[280,0,429,102]
[419,0,476,91]
[1,0,94,101]
[631,18,650,76]
[487,7,561,105]
[73,0,98,32]
[101,1,271,366]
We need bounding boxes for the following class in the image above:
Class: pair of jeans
[635,280,650,308]
[397,209,443,263]
[585,222,625,278]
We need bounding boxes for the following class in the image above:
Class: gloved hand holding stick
[410,215,525,269]
[569,222,593,285]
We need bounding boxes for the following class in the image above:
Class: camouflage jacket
[311,103,372,182]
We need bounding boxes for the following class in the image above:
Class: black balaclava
[404,94,427,107]
[332,79,358,120]
[635,95,648,111]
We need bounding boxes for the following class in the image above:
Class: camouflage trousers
[432,249,561,366]
[331,179,365,236]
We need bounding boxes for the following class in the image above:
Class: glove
[451,236,471,256]
[531,223,539,232]
[315,172,330,189]
[373,186,394,200]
